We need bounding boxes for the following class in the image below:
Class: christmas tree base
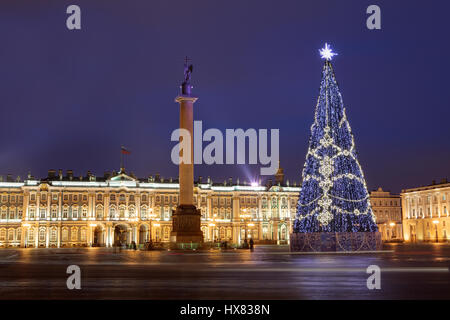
[290,232,382,252]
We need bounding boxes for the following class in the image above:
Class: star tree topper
[319,43,337,60]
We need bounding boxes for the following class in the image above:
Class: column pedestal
[170,205,203,247]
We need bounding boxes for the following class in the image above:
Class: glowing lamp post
[433,220,439,243]
[240,209,252,244]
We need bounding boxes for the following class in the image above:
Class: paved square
[0,243,449,299]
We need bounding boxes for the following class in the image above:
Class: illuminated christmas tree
[293,44,378,237]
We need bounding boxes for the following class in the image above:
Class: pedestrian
[249,238,254,251]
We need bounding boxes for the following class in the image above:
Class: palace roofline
[401,178,450,193]
[0,169,301,193]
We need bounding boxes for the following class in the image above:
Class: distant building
[370,187,403,241]
[401,179,450,242]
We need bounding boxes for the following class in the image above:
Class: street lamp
[433,220,439,243]
[240,208,252,246]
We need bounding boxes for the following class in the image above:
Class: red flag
[121,146,131,155]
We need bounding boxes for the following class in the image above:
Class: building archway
[139,224,149,243]
[93,225,105,246]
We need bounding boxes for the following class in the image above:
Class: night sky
[1,0,449,193]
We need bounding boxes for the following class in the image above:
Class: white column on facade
[88,192,93,219]
[437,192,441,218]
[47,193,51,221]
[36,193,40,221]
[104,193,109,220]
[45,224,49,247]
[57,223,61,248]
[58,191,62,220]
[34,225,38,247]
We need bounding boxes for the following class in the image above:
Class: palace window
[9,208,15,220]
[41,194,46,202]
[28,228,35,242]
[39,208,46,219]
[119,207,125,218]
[73,195,78,202]
[119,194,125,202]
[71,228,78,241]
[10,195,15,203]
[16,229,21,241]
[0,229,6,241]
[50,228,57,242]
[51,207,57,219]
[82,195,87,201]
[140,206,147,220]
[141,194,147,202]
[52,193,58,201]
[129,207,135,218]
[63,194,68,201]
[72,207,78,219]
[62,207,68,219]
[81,207,88,218]
[30,194,36,201]
[29,207,35,219]
[96,207,103,219]
[110,194,116,201]
[18,209,23,219]
[97,194,102,201]
[39,228,46,242]
[62,228,68,241]
[8,229,14,241]
[129,195,134,202]
[110,207,116,218]
[80,228,87,242]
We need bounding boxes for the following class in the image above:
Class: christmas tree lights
[293,44,378,234]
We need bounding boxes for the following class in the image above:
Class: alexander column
[170,58,203,247]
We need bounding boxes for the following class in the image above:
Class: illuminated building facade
[369,187,403,241]
[401,179,450,242]
[0,168,300,248]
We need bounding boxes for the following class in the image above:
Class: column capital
[175,95,198,103]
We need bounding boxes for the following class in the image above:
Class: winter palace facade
[0,168,301,248]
